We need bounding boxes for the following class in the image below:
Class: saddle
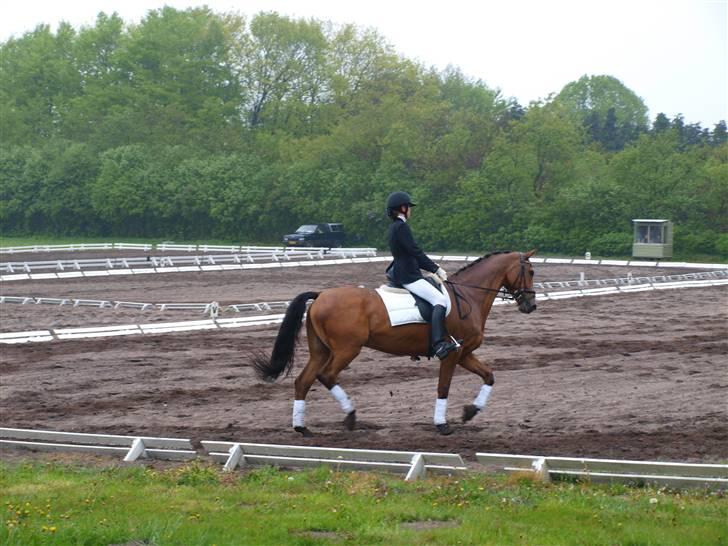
[381,270,446,323]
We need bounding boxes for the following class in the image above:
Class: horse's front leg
[458,352,494,423]
[433,355,458,435]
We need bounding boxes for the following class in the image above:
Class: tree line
[1,7,726,256]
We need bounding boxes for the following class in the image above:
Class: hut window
[638,224,663,244]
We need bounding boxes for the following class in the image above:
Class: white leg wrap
[473,384,492,410]
[330,385,354,414]
[434,398,448,425]
[292,400,306,428]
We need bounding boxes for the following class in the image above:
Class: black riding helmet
[386,191,416,212]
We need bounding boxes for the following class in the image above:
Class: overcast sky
[2,0,726,127]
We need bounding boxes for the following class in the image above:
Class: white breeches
[403,278,448,308]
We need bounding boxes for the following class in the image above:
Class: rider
[385,191,458,360]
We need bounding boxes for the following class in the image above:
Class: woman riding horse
[253,217,537,436]
[385,191,458,360]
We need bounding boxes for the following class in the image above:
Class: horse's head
[504,250,537,314]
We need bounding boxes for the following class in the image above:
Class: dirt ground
[1,255,727,464]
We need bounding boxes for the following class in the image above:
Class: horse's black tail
[252,291,320,382]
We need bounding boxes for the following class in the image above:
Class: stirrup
[434,339,458,360]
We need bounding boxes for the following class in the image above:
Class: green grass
[1,461,726,545]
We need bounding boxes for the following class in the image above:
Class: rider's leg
[403,279,458,359]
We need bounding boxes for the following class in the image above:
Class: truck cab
[283,223,345,248]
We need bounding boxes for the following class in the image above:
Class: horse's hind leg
[316,347,361,431]
[458,352,495,423]
[291,322,330,437]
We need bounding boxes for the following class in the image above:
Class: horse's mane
[452,250,513,276]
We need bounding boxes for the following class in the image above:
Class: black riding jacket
[386,218,438,285]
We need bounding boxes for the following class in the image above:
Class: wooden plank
[0,440,128,456]
[545,456,728,479]
[0,428,193,450]
[207,452,413,474]
[548,470,728,489]
[476,453,541,470]
[202,441,464,467]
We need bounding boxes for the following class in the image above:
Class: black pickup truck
[282,223,345,248]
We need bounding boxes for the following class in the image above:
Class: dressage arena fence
[3,270,726,317]
[2,274,726,344]
[1,428,725,488]
[0,242,365,255]
[1,251,726,283]
[0,247,377,275]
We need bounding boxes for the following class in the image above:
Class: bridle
[511,253,536,307]
[444,253,535,319]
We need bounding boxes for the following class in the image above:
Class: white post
[124,438,146,462]
[406,453,426,481]
[223,444,244,472]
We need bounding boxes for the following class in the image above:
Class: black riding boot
[431,305,458,360]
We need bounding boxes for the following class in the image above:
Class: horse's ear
[525,248,537,258]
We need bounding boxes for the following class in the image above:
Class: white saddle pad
[375,285,452,326]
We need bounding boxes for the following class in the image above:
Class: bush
[590,231,632,256]
[675,228,716,254]
[715,233,728,256]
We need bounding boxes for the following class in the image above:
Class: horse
[253,250,537,436]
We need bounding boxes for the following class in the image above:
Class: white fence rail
[2,277,726,344]
[0,248,377,275]
[0,243,152,254]
[0,428,196,461]
[477,452,728,489]
[202,441,466,481]
[0,295,291,315]
[0,256,388,282]
[4,270,726,316]
[1,427,725,488]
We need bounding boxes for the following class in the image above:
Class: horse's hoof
[462,404,480,423]
[436,423,454,435]
[343,410,356,431]
[294,426,314,437]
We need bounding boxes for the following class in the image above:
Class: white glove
[435,267,448,281]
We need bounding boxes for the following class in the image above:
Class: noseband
[511,253,536,306]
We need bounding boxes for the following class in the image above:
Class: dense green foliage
[1,7,726,255]
[2,460,726,545]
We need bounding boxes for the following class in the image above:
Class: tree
[555,75,648,150]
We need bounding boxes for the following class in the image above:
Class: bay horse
[253,250,537,436]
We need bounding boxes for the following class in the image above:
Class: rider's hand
[435,267,448,281]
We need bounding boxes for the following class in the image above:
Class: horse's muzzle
[515,289,537,314]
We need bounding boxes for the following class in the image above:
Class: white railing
[0,428,196,461]
[0,255,387,282]
[1,427,724,488]
[0,243,153,254]
[202,441,466,480]
[5,270,726,314]
[0,248,378,274]
[2,277,726,345]
[477,452,728,489]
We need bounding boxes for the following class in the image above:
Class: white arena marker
[82,270,110,277]
[0,274,30,281]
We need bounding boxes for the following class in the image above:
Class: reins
[444,253,534,320]
[444,280,511,320]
